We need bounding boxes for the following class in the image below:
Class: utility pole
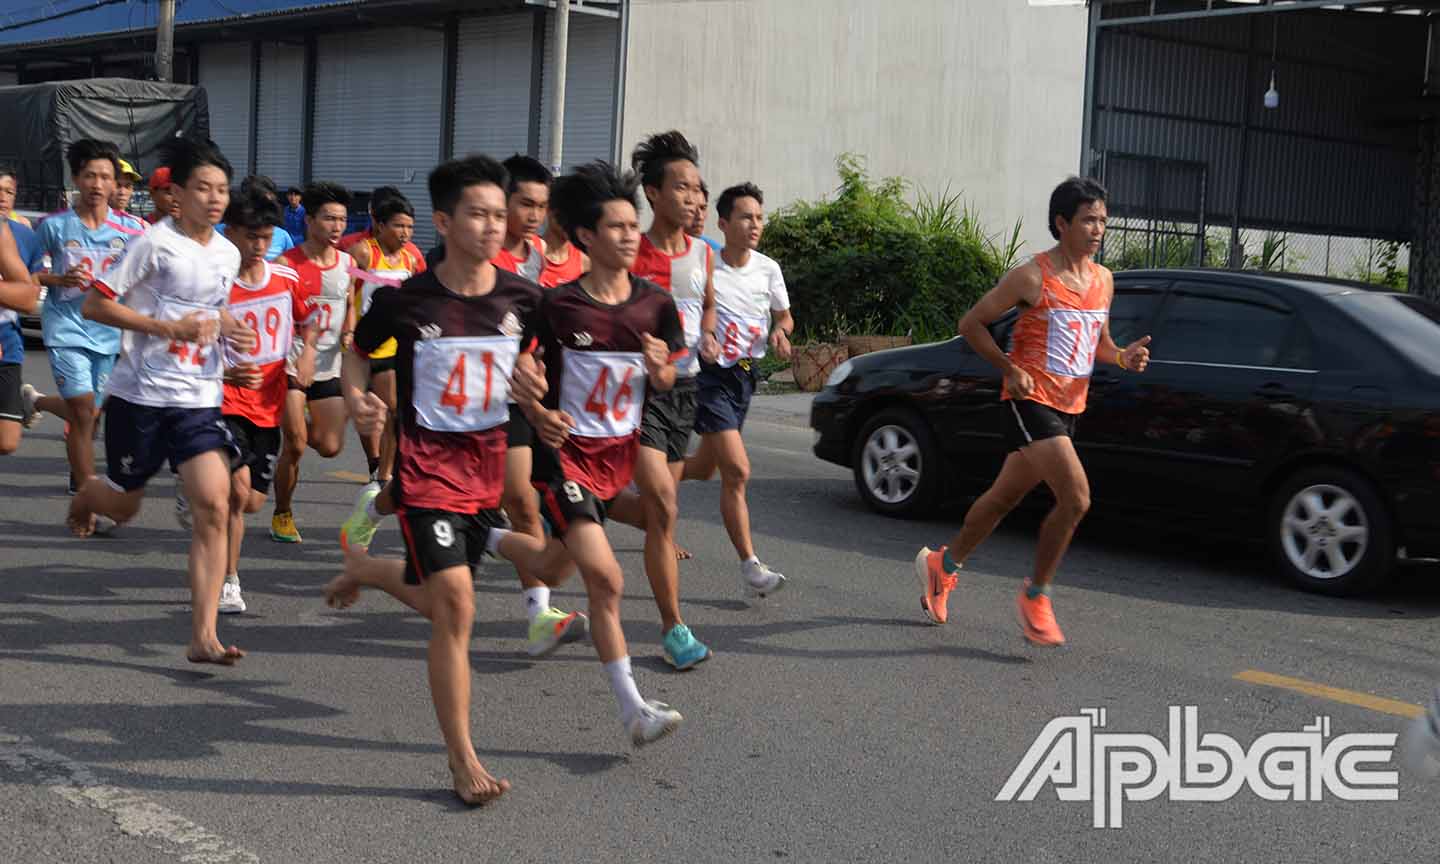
[547,0,570,175]
[156,0,175,82]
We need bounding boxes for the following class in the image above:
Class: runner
[146,167,179,225]
[539,202,587,289]
[31,139,147,498]
[322,154,582,803]
[347,188,424,485]
[687,181,722,254]
[67,136,256,665]
[604,130,721,669]
[682,183,790,594]
[0,220,42,454]
[912,177,1151,644]
[235,175,296,262]
[270,181,354,543]
[0,165,33,228]
[109,159,143,218]
[522,159,684,740]
[283,187,306,245]
[494,155,548,280]
[214,187,317,614]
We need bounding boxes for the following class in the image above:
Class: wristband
[1116,350,1128,371]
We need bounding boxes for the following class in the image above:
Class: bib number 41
[440,351,498,415]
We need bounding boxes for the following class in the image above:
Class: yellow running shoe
[270,511,302,543]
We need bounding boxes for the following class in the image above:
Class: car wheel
[1269,467,1394,596]
[852,408,941,517]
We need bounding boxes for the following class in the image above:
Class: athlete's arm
[958,262,1043,397]
[294,323,319,387]
[642,332,677,392]
[82,290,216,342]
[1090,270,1152,373]
[0,225,39,313]
[768,308,794,360]
[698,251,720,362]
[340,348,385,434]
[219,308,259,354]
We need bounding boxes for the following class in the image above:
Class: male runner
[688,181,722,254]
[110,159,143,218]
[0,165,33,228]
[539,202,587,289]
[913,177,1151,644]
[283,187,306,244]
[0,221,42,453]
[215,187,316,614]
[524,159,684,741]
[493,155,548,281]
[323,155,580,803]
[683,183,791,592]
[68,136,256,664]
[603,130,722,669]
[270,181,354,543]
[31,139,147,496]
[146,167,180,225]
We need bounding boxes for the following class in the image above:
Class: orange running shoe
[1017,581,1065,646]
[915,546,958,625]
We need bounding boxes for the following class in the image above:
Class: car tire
[1268,466,1395,596]
[851,407,941,518]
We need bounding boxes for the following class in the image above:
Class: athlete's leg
[944,451,1044,565]
[63,393,99,482]
[272,389,308,516]
[326,543,430,616]
[708,430,757,559]
[682,435,720,482]
[67,478,143,536]
[631,447,682,633]
[305,396,347,458]
[178,449,244,664]
[502,445,547,592]
[371,368,397,481]
[0,419,18,455]
[1017,435,1090,588]
[560,519,628,663]
[227,465,252,579]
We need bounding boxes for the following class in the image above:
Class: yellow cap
[117,159,142,182]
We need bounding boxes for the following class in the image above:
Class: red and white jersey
[536,276,684,500]
[539,240,584,289]
[632,233,710,378]
[1003,254,1113,415]
[493,234,546,282]
[281,245,353,382]
[223,261,309,428]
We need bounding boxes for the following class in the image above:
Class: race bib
[412,336,520,433]
[310,298,344,351]
[560,349,646,438]
[675,299,702,351]
[227,293,294,366]
[1045,308,1108,378]
[57,247,121,301]
[356,267,408,316]
[143,296,222,381]
[716,308,769,367]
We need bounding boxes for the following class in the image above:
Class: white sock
[224,573,239,586]
[742,555,760,568]
[486,527,511,557]
[524,584,549,622]
[605,656,647,723]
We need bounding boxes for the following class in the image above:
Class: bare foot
[323,572,361,609]
[186,643,246,665]
[450,757,511,806]
[66,501,95,538]
[675,543,693,561]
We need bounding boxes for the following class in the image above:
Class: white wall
[620,0,1087,256]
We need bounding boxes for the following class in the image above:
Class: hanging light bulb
[1263,14,1280,110]
[1264,70,1279,109]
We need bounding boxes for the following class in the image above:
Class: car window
[1333,293,1440,375]
[1109,283,1167,346]
[1155,284,1304,368]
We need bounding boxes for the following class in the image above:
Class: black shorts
[287,376,342,401]
[0,363,21,423]
[369,356,396,375]
[397,507,505,585]
[506,409,534,448]
[529,440,613,535]
[639,376,698,462]
[103,397,239,492]
[224,415,281,495]
[1005,399,1078,453]
[694,361,757,434]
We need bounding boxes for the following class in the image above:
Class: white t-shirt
[711,250,790,366]
[95,219,241,409]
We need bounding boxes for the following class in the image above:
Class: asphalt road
[3,350,1439,863]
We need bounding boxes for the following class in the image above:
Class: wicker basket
[791,343,849,392]
[843,334,914,357]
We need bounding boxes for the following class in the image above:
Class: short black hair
[428,155,508,215]
[302,181,352,215]
[66,138,122,179]
[699,180,709,202]
[239,174,278,200]
[368,185,402,212]
[222,186,284,229]
[630,130,699,191]
[550,160,640,254]
[0,164,16,182]
[161,137,233,186]
[1048,176,1107,240]
[502,154,553,196]
[373,190,415,225]
[286,186,302,197]
[716,182,763,220]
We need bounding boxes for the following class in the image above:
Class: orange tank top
[1002,254,1111,415]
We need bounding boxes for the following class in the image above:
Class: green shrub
[759,154,1021,345]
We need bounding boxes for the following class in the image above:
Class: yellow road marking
[1234,669,1423,719]
[327,470,372,483]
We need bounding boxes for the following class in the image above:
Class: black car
[811,269,1440,595]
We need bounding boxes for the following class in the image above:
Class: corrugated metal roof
[0,1,359,48]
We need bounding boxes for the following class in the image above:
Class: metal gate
[1097,152,1211,270]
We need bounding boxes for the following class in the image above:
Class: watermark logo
[996,706,1397,828]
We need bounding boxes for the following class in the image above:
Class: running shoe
[1017,581,1065,646]
[662,624,711,671]
[526,607,588,657]
[174,489,192,531]
[92,515,118,536]
[742,559,787,597]
[19,384,40,428]
[1401,687,1440,780]
[219,580,247,615]
[270,511,302,543]
[626,699,683,747]
[915,545,959,625]
[340,482,381,551]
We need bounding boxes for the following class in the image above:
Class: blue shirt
[284,205,306,245]
[215,222,296,261]
[698,234,723,254]
[0,220,45,364]
[35,207,145,353]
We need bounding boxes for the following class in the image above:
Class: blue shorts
[103,397,239,492]
[694,361,757,434]
[48,346,115,402]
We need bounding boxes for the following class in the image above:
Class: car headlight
[825,359,854,388]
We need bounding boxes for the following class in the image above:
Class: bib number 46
[582,365,637,422]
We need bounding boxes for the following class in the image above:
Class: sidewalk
[747,392,813,428]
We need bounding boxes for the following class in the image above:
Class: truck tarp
[0,78,210,212]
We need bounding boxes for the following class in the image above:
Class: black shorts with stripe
[397,508,506,586]
[1004,398,1078,453]
[529,438,613,536]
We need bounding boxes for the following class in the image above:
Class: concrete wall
[619,0,1088,255]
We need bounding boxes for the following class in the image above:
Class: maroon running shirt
[353,268,541,513]
[535,276,684,499]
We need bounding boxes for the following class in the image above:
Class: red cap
[148,166,171,190]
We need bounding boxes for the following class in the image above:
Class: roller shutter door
[453,13,535,161]
[538,11,620,170]
[254,41,305,189]
[197,43,253,177]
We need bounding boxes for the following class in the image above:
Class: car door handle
[1254,383,1294,400]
